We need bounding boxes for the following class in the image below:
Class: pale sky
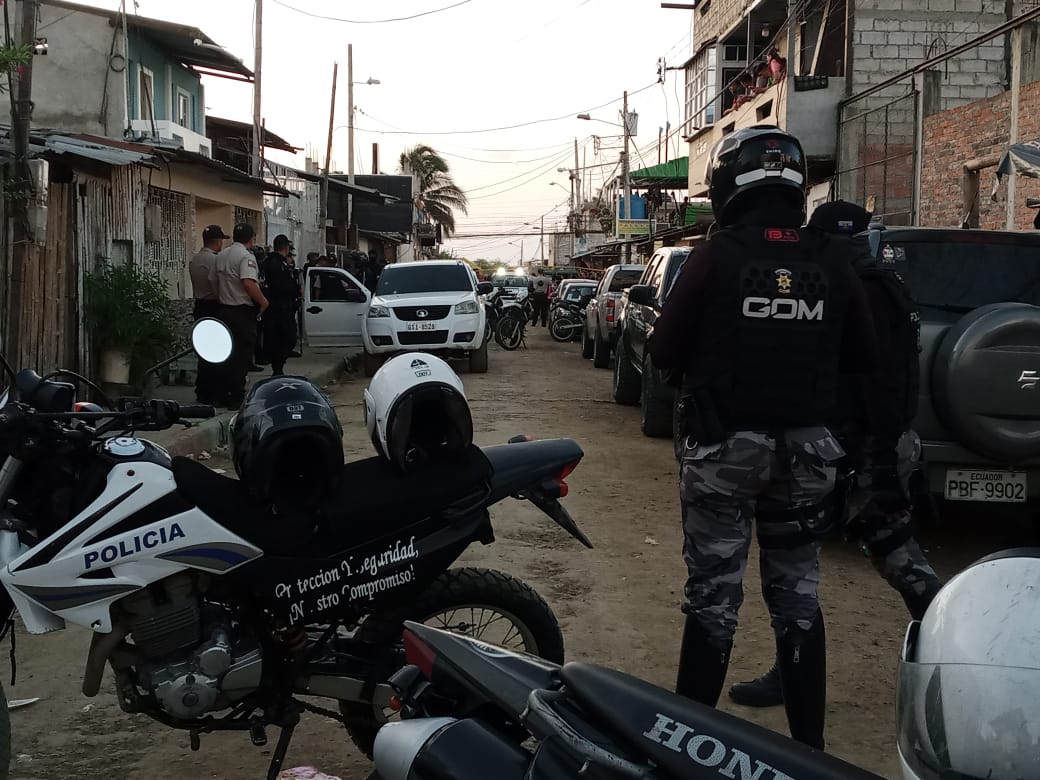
[77,0,693,264]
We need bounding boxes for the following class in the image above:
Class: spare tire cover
[932,302,1040,463]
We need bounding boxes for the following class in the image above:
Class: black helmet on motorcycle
[230,376,343,509]
[705,124,806,227]
[347,249,369,263]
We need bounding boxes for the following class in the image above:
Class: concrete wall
[28,4,127,136]
[919,77,1040,229]
[692,0,761,50]
[850,0,1011,112]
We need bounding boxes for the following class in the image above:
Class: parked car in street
[612,246,691,438]
[549,280,597,327]
[361,260,493,376]
[865,225,1040,514]
[582,263,646,367]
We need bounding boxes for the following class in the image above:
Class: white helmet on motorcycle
[897,549,1040,780]
[363,353,473,473]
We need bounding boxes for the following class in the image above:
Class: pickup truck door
[630,257,664,364]
[303,267,370,347]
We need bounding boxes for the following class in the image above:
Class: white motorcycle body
[0,458,262,635]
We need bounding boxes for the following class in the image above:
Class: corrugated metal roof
[45,136,154,166]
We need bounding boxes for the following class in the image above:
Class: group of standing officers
[648,125,941,751]
[188,223,303,407]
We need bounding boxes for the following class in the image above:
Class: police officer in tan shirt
[189,224,229,403]
[216,223,268,407]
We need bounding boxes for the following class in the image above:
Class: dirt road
[7,329,1034,779]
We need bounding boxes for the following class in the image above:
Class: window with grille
[146,188,188,273]
[234,207,262,236]
[685,46,718,133]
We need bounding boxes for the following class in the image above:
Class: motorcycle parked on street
[369,621,884,780]
[0,320,591,780]
[495,297,535,352]
[549,295,591,344]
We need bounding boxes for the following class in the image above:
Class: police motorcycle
[496,296,536,352]
[548,292,593,344]
[368,549,1037,780]
[0,321,591,780]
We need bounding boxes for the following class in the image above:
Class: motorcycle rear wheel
[549,317,577,343]
[340,566,563,758]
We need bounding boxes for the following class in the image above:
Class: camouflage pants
[679,429,839,649]
[846,429,940,605]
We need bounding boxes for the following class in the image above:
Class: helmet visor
[897,658,1040,779]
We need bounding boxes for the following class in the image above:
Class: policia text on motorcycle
[728,200,943,709]
[647,125,880,750]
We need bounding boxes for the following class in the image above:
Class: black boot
[728,660,783,707]
[675,614,732,707]
[776,611,827,750]
[900,578,943,621]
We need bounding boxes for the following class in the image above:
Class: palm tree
[399,144,468,238]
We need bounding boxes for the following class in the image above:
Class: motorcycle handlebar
[176,404,216,419]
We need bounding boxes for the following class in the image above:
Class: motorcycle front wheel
[495,316,524,351]
[339,567,564,758]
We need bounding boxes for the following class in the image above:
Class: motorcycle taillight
[403,628,436,679]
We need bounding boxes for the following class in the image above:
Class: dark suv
[612,246,691,438]
[868,226,1040,511]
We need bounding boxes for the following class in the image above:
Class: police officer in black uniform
[647,126,878,750]
[729,200,943,708]
[262,234,300,376]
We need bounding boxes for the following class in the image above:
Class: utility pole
[6,0,39,363]
[539,215,544,262]
[621,90,631,260]
[319,61,338,254]
[1006,26,1022,230]
[251,0,262,178]
[347,43,355,246]
[574,137,581,229]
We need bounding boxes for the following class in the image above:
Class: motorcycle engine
[116,573,262,720]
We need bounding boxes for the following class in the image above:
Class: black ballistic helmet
[705,124,807,227]
[230,376,344,509]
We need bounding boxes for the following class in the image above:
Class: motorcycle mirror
[192,318,233,364]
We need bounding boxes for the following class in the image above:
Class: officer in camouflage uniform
[648,127,879,750]
[728,201,943,709]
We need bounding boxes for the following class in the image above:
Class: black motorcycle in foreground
[0,322,592,780]
[368,621,884,780]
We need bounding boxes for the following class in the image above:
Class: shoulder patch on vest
[764,228,799,242]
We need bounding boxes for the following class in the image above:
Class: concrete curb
[164,355,356,459]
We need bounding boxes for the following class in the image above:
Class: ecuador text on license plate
[944,469,1027,503]
[405,322,437,331]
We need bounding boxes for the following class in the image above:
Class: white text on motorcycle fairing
[272,535,422,626]
[84,522,186,570]
[643,713,795,780]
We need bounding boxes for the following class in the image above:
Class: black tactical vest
[683,225,850,429]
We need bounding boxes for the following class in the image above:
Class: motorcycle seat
[171,447,493,554]
[558,663,881,780]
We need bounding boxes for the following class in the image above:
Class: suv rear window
[609,269,643,292]
[376,265,473,295]
[891,238,1040,318]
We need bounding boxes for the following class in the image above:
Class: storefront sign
[616,218,651,236]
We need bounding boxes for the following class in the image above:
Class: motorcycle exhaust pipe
[374,718,529,780]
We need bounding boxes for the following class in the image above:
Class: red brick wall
[920,79,1040,229]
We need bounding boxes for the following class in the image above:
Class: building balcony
[686,75,845,196]
[130,119,212,157]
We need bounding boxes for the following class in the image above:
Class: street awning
[629,157,689,188]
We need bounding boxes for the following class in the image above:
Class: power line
[351,82,658,136]
[269,0,475,24]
